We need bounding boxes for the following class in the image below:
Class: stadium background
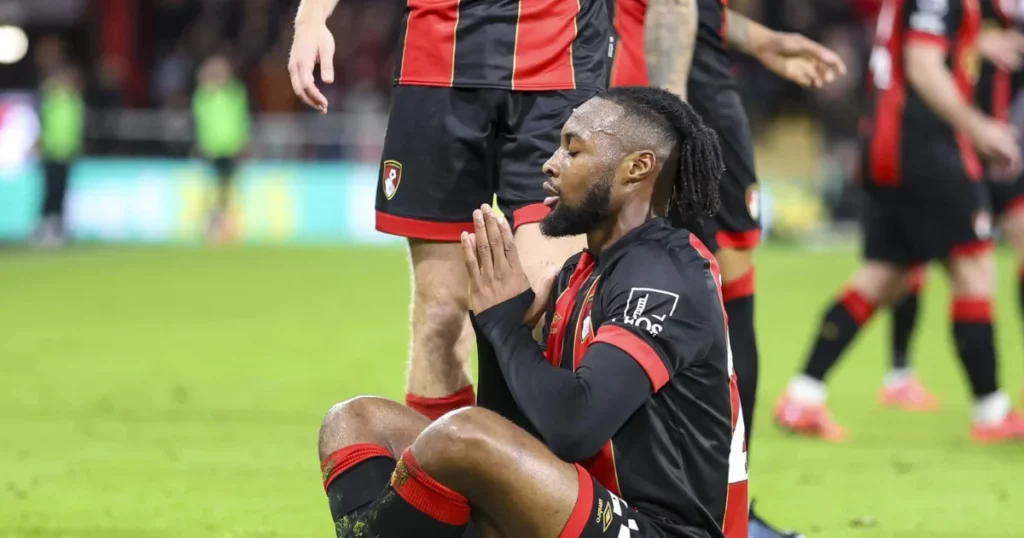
[0,1,1021,537]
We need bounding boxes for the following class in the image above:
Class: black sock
[891,266,925,371]
[723,268,758,450]
[802,289,875,381]
[321,444,397,536]
[323,446,470,538]
[951,298,998,398]
[890,293,919,371]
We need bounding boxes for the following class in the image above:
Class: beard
[540,173,614,238]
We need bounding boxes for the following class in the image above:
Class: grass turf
[0,245,1021,538]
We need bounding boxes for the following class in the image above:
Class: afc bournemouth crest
[745,184,761,221]
[973,210,993,240]
[382,160,403,200]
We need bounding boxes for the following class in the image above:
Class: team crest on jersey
[745,184,761,221]
[382,160,403,200]
[973,210,993,240]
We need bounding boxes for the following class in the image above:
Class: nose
[542,153,559,178]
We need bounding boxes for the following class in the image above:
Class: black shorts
[862,144,993,266]
[688,89,761,253]
[562,465,665,538]
[375,85,598,241]
[985,175,1024,220]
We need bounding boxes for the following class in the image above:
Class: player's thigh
[499,89,596,284]
[705,93,762,263]
[857,189,915,305]
[496,88,597,228]
[375,85,496,241]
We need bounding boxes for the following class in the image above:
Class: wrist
[295,4,330,26]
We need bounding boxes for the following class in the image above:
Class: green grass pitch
[1,245,1021,538]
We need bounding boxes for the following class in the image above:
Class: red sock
[406,385,476,420]
[320,443,396,524]
[393,448,471,526]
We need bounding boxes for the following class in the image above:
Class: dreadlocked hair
[599,86,723,228]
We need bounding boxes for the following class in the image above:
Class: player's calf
[318,397,434,537]
[406,240,476,419]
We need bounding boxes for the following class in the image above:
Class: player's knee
[1001,211,1024,257]
[949,253,996,298]
[850,261,907,306]
[411,407,505,482]
[414,292,468,349]
[715,247,755,283]
[318,396,403,459]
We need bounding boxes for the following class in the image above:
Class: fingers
[473,208,494,280]
[319,37,336,84]
[461,231,481,282]
[301,66,329,113]
[496,211,520,268]
[797,35,847,78]
[482,205,507,268]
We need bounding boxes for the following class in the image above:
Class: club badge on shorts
[973,210,992,240]
[382,160,403,200]
[745,184,761,221]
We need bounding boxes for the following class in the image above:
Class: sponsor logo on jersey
[622,287,679,337]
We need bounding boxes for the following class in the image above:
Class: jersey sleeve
[904,0,960,50]
[592,246,719,392]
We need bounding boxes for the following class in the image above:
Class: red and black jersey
[863,0,983,186]
[976,0,1023,120]
[393,0,614,92]
[609,0,735,97]
[474,218,747,538]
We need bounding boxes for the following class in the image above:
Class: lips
[543,181,560,207]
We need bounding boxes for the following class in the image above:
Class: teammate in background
[316,87,746,538]
[880,0,1024,412]
[193,55,251,243]
[289,0,612,421]
[775,0,1024,443]
[33,66,85,249]
[610,1,846,536]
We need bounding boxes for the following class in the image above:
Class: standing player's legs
[320,400,657,538]
[208,157,237,241]
[496,90,597,291]
[879,264,940,411]
[34,160,70,247]
[776,189,913,440]
[989,179,1024,336]
[941,180,1024,442]
[375,86,498,420]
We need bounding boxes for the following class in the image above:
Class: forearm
[474,293,650,461]
[645,0,698,98]
[905,45,985,133]
[723,9,773,57]
[472,315,538,437]
[295,0,339,24]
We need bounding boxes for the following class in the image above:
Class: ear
[623,150,657,186]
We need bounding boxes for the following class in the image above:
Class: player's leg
[34,160,69,247]
[375,86,497,420]
[406,407,656,538]
[880,264,939,411]
[703,104,761,456]
[992,181,1024,333]
[940,181,1024,442]
[208,157,237,241]
[496,89,596,289]
[1000,199,1024,330]
[776,189,911,440]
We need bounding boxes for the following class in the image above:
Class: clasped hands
[460,204,551,328]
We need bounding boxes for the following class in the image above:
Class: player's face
[540,99,626,237]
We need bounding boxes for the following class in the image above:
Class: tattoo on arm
[645,0,698,99]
